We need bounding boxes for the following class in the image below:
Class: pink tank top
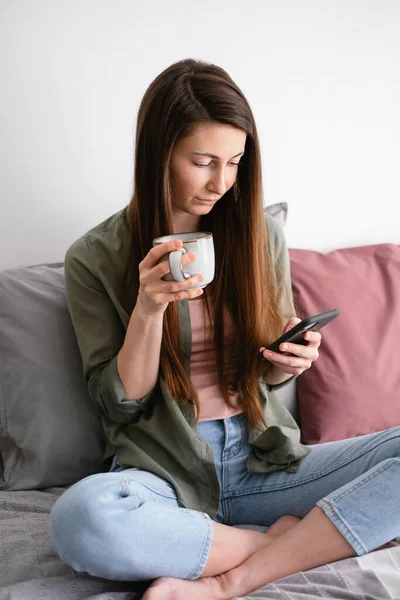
[188,297,243,422]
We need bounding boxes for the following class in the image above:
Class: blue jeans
[50,414,400,582]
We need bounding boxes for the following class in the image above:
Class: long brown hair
[121,58,290,429]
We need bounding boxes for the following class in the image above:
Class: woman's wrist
[263,364,293,387]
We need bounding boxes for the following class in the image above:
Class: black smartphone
[257,309,340,361]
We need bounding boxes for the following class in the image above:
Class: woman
[50,58,400,600]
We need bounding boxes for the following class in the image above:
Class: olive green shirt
[64,207,311,518]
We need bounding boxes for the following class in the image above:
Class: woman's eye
[194,162,241,168]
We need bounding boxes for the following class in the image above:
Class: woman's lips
[196,197,218,204]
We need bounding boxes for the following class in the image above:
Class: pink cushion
[289,244,400,444]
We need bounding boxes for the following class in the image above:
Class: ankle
[220,565,253,599]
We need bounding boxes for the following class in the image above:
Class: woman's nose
[207,169,228,196]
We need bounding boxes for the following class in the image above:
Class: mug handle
[169,248,191,281]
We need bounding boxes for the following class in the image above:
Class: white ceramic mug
[152,232,215,290]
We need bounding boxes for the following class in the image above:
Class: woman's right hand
[137,239,204,315]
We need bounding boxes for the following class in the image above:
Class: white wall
[1,0,399,270]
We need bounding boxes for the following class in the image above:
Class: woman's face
[169,122,247,233]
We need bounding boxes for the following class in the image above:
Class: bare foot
[142,573,229,600]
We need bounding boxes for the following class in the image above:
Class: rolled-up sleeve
[64,239,156,424]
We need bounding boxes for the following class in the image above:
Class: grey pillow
[0,263,107,490]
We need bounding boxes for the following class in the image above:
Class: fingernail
[173,240,181,248]
[264,350,273,358]
[281,344,288,351]
[197,274,204,282]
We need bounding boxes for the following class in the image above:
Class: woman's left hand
[260,317,321,376]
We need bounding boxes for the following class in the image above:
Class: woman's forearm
[117,300,164,400]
